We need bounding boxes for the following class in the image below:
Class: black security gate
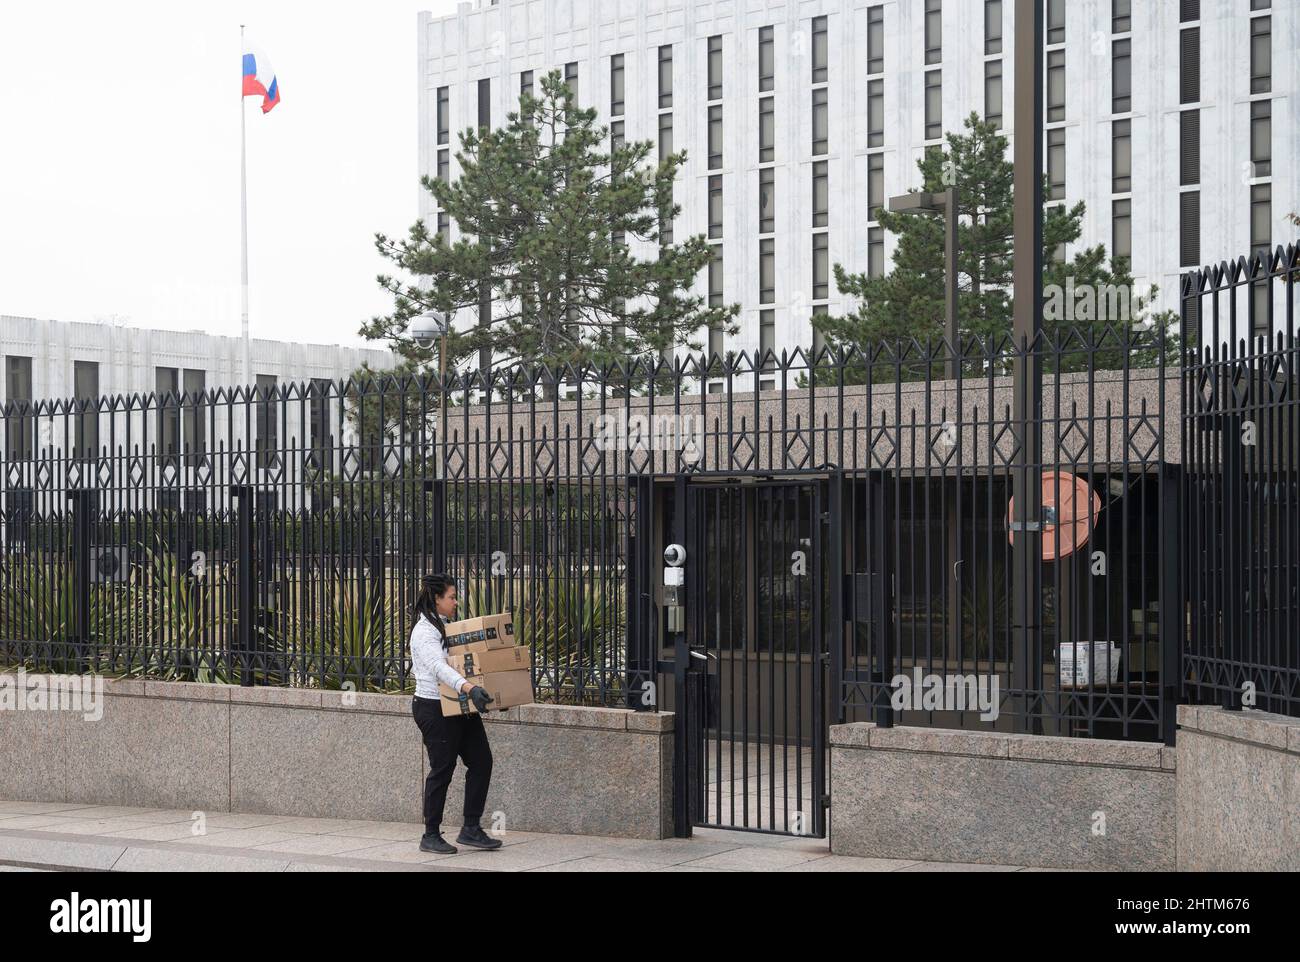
[676,473,842,838]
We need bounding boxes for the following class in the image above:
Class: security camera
[409,311,448,349]
[664,544,686,567]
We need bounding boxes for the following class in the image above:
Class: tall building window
[759,310,776,384]
[1180,0,1200,22]
[760,167,775,234]
[812,161,828,228]
[1250,183,1271,253]
[812,88,828,156]
[477,78,490,131]
[437,86,449,144]
[1047,50,1065,122]
[1250,99,1271,177]
[924,70,942,140]
[868,227,885,278]
[812,233,829,300]
[5,355,34,461]
[520,71,533,102]
[1250,16,1271,94]
[985,0,1002,55]
[759,96,774,162]
[985,59,1003,129]
[1112,119,1131,192]
[1047,128,1066,201]
[1180,191,1200,268]
[708,104,723,169]
[73,360,99,461]
[1047,0,1065,45]
[760,239,775,304]
[1112,0,1131,34]
[709,175,723,239]
[610,54,624,116]
[1251,182,1272,333]
[868,6,885,73]
[925,0,942,65]
[183,368,206,465]
[759,25,774,92]
[708,246,724,359]
[658,46,673,108]
[708,35,723,101]
[156,366,180,467]
[1180,27,1200,104]
[437,149,449,184]
[564,61,578,102]
[254,373,278,470]
[1113,39,1131,112]
[811,16,828,83]
[868,79,884,147]
[658,112,673,245]
[1180,110,1200,186]
[1113,199,1132,260]
[867,154,884,222]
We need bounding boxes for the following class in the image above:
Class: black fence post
[1161,463,1183,746]
[232,485,255,686]
[66,488,95,674]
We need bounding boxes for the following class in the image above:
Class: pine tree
[362,70,738,386]
[814,113,1176,381]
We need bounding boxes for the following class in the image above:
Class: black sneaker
[455,825,503,850]
[419,832,458,854]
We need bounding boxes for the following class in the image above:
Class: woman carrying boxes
[409,574,503,854]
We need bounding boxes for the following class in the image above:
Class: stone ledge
[831,722,1167,770]
[142,680,232,702]
[23,675,674,733]
[1179,705,1300,753]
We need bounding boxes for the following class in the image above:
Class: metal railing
[1,246,1296,739]
[1182,244,1299,719]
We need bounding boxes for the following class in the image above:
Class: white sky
[0,0,459,349]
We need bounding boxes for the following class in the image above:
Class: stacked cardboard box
[438,612,534,716]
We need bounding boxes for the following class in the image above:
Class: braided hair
[414,573,455,649]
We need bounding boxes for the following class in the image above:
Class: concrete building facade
[418,0,1298,380]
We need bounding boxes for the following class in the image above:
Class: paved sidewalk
[0,801,1051,872]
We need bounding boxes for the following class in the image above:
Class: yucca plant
[132,536,233,684]
[309,576,393,691]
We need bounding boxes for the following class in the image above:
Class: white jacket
[409,613,469,700]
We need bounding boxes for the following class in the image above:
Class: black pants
[412,696,492,834]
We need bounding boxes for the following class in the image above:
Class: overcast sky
[0,0,458,349]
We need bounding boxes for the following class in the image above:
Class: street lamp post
[888,187,960,379]
[889,187,963,664]
[410,310,451,481]
[1011,0,1045,734]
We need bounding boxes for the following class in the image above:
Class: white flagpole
[240,24,251,390]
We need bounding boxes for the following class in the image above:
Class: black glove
[469,686,494,713]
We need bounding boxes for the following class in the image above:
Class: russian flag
[242,41,280,113]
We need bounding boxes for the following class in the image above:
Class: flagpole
[240,23,251,390]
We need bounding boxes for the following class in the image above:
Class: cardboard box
[439,669,534,716]
[443,612,516,651]
[449,645,532,677]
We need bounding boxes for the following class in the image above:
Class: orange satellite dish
[1006,471,1101,560]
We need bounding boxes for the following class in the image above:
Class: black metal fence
[1182,244,1299,719]
[1,245,1297,739]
